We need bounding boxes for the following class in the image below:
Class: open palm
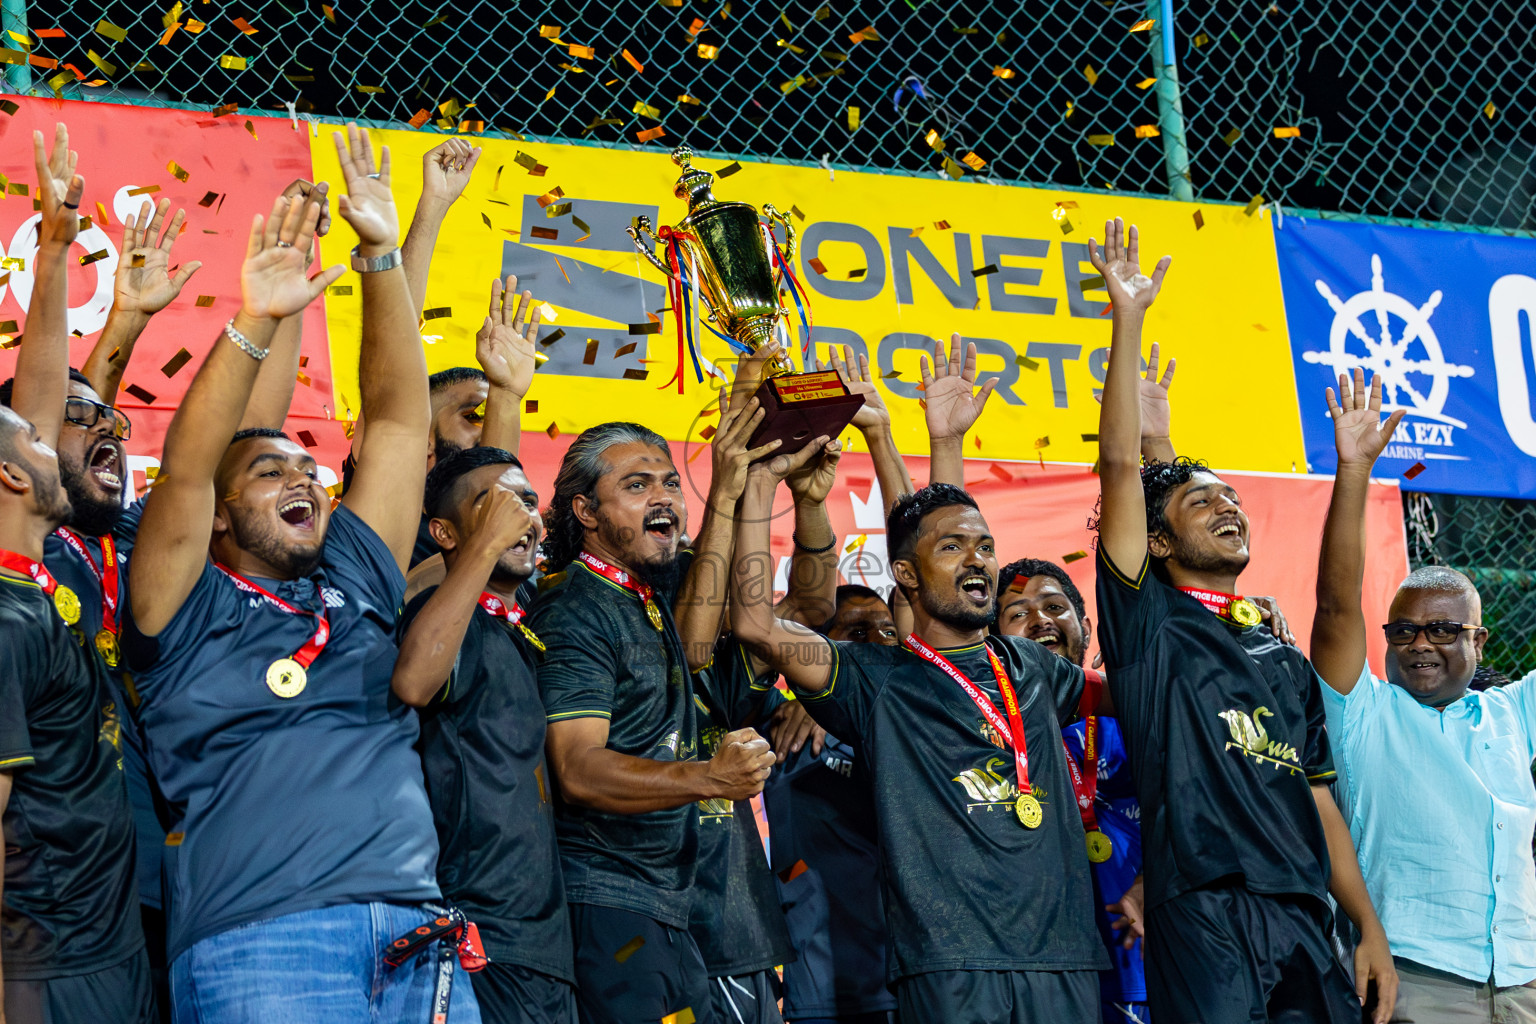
[240,194,342,320]
[332,123,399,250]
[116,199,202,315]
[1327,368,1405,469]
[921,334,998,440]
[1088,217,1170,314]
[476,275,540,397]
[34,123,83,248]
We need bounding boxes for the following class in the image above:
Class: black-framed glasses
[64,397,132,440]
[1381,620,1480,646]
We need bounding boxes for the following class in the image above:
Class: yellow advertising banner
[311,129,1306,470]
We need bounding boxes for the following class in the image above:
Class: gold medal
[519,623,546,652]
[1014,792,1043,829]
[53,585,80,625]
[645,599,664,632]
[266,658,307,698]
[95,629,120,668]
[1229,598,1263,627]
[1086,830,1113,863]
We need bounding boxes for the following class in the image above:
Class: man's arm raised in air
[1311,370,1405,694]
[475,276,540,455]
[12,125,83,446]
[826,345,913,514]
[330,125,431,571]
[730,441,837,694]
[402,138,479,319]
[130,195,341,636]
[922,334,998,488]
[1091,218,1171,578]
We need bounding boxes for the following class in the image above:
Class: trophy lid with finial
[671,145,721,216]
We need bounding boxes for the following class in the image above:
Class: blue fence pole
[1148,0,1193,201]
[1,0,30,93]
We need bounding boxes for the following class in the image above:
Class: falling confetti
[1082,64,1098,87]
[1272,126,1300,138]
[1404,462,1427,480]
[1192,210,1205,230]
[1243,194,1264,216]
[1134,125,1160,138]
[717,161,742,177]
[1062,551,1088,563]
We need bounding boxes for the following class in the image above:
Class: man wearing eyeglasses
[1313,369,1536,1021]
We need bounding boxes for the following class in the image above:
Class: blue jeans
[170,902,483,1024]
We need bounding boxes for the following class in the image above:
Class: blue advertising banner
[1276,218,1536,498]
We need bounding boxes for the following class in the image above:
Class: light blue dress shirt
[1323,664,1536,986]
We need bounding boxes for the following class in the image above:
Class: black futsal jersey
[688,639,793,978]
[402,585,573,983]
[789,634,1107,982]
[0,572,143,979]
[1095,550,1336,911]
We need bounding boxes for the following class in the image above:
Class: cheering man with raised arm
[1313,369,1536,1019]
[124,127,482,1023]
[731,443,1111,1022]
[1091,217,1395,1023]
[532,420,776,1024]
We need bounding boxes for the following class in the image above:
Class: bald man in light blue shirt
[1313,371,1536,1022]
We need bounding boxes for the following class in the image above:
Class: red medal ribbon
[905,634,1036,796]
[477,591,526,625]
[213,563,330,669]
[0,549,59,595]
[1177,586,1247,620]
[53,528,119,633]
[1064,716,1101,833]
[577,550,657,612]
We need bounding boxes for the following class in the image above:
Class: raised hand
[114,199,203,316]
[332,123,398,253]
[1325,368,1405,470]
[748,431,833,491]
[725,340,784,417]
[240,193,344,321]
[421,138,481,209]
[825,345,884,430]
[467,481,536,561]
[708,396,778,507]
[1139,342,1176,440]
[475,276,540,398]
[1088,217,1171,315]
[33,123,83,249]
[786,437,842,505]
[920,334,999,441]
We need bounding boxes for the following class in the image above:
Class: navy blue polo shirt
[123,503,440,959]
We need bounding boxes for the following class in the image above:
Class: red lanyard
[905,634,1036,796]
[1064,717,1101,832]
[1177,586,1261,627]
[477,592,526,624]
[577,550,664,631]
[214,563,331,669]
[0,549,59,594]
[54,528,119,633]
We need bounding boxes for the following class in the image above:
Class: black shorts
[894,969,1098,1024]
[569,903,718,1024]
[471,961,577,1024]
[3,948,155,1024]
[709,968,783,1024]
[1146,887,1359,1024]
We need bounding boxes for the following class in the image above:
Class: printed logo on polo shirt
[99,699,123,770]
[1218,706,1301,775]
[321,586,346,608]
[952,756,1049,814]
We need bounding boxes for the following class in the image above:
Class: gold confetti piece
[1083,64,1098,87]
[851,24,879,42]
[1128,18,1155,31]
[546,201,572,217]
[582,339,599,365]
[481,213,492,230]
[538,302,558,322]
[185,18,206,32]
[194,295,215,307]
[545,422,560,440]
[95,20,127,42]
[0,256,24,270]
[539,24,561,38]
[992,66,1016,79]
[780,75,807,94]
[697,44,719,59]
[232,16,257,34]
[697,424,717,442]
[622,49,644,72]
[245,120,258,140]
[952,25,978,34]
[515,151,540,171]
[636,126,666,143]
[1273,126,1300,138]
[717,161,742,177]
[79,249,109,266]
[923,128,946,152]
[776,39,805,54]
[628,321,662,335]
[1062,550,1088,563]
[6,29,28,46]
[34,27,65,38]
[422,307,452,321]
[220,55,247,71]
[614,342,640,360]
[124,384,157,404]
[676,94,702,106]
[1253,323,1268,331]
[572,217,591,242]
[633,100,662,120]
[1134,124,1160,138]
[543,86,557,102]
[0,319,14,334]
[320,5,334,23]
[538,328,566,347]
[356,84,384,93]
[212,102,237,117]
[660,1009,695,1024]
[847,106,860,130]
[536,187,567,207]
[1244,194,1264,216]
[5,183,26,197]
[1192,209,1205,230]
[942,157,964,179]
[568,43,595,58]
[327,285,353,296]
[961,151,986,171]
[1079,275,1105,291]
[1484,101,1497,119]
[1222,128,1242,146]
[1035,436,1050,449]
[622,368,648,381]
[1082,433,1099,442]
[971,264,999,277]
[808,256,830,275]
[1403,462,1427,480]
[1087,134,1115,147]
[167,160,190,182]
[408,109,430,128]
[1193,32,1210,46]
[815,4,830,19]
[1136,77,1157,89]
[1018,355,1040,371]
[87,49,117,76]
[934,220,951,230]
[530,226,558,241]
[296,429,317,448]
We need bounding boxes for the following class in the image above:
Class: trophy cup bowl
[627,145,864,460]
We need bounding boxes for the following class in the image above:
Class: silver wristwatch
[350,246,403,273]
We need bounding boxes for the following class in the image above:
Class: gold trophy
[627,145,864,458]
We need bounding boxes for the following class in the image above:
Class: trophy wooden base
[746,370,865,462]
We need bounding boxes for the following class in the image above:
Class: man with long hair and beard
[532,419,777,1024]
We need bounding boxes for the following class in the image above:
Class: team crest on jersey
[952,756,1047,814]
[99,700,122,753]
[321,586,346,608]
[1218,706,1301,775]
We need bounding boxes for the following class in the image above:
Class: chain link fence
[16,0,1535,231]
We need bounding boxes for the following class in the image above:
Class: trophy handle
[761,204,798,266]
[625,216,675,277]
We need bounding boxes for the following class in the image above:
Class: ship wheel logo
[1302,254,1475,428]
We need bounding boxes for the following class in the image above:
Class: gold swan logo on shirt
[952,756,1047,812]
[1218,706,1301,775]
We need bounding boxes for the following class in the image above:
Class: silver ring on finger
[366,173,383,179]
[275,241,294,248]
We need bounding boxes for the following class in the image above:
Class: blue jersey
[1062,715,1146,1004]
